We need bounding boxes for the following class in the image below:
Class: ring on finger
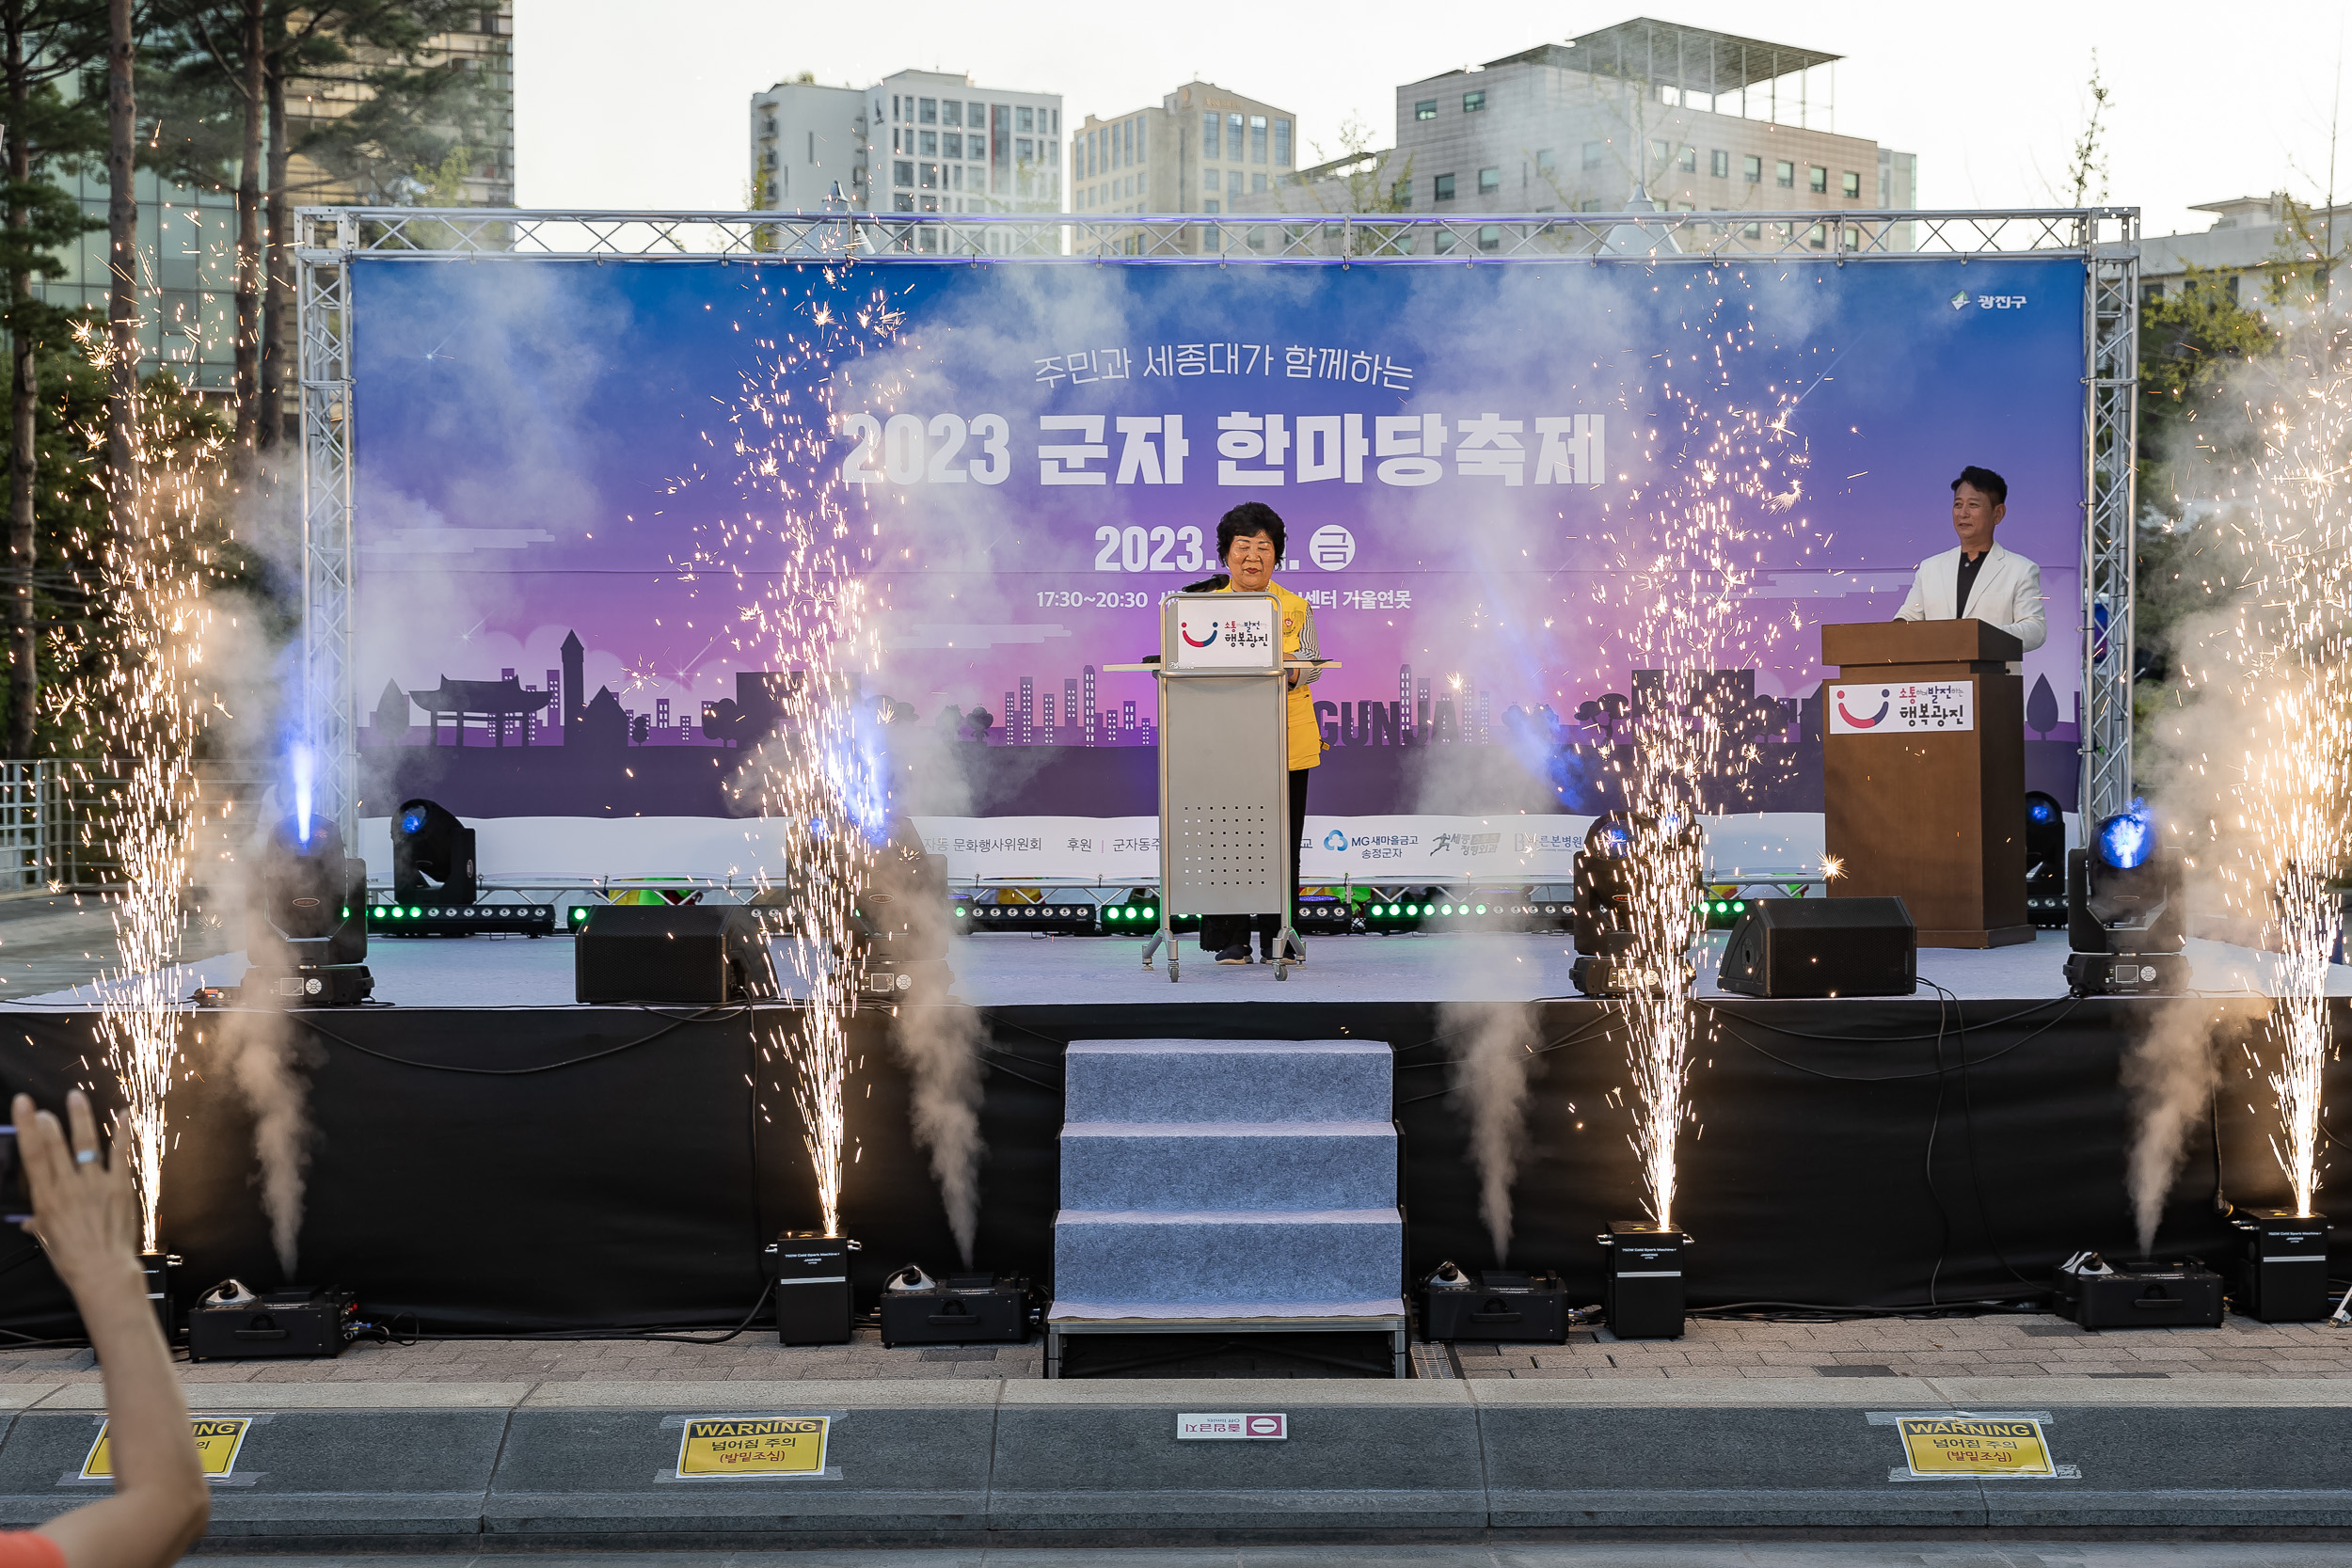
[74,1149,97,1165]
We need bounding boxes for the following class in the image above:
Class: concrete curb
[0,1376,2346,1546]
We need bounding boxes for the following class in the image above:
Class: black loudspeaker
[1715,896,1915,998]
[574,905,775,1004]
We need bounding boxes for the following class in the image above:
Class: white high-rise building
[750,69,1062,216]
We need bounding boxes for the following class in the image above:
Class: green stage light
[1474,904,1487,915]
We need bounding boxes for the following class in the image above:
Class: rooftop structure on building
[1242,15,1915,254]
[750,70,1062,220]
[2140,194,2351,305]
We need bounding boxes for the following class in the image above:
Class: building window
[919,97,937,124]
[1580,198,1602,212]
[2143,281,2166,302]
[1842,169,1862,199]
[921,194,938,212]
[941,101,961,128]
[1710,149,1729,178]
[1011,105,1030,134]
[1741,220,1761,239]
[1582,140,1605,170]
[1536,148,1554,173]
[1017,137,1032,163]
[1808,165,1827,195]
[1414,99,1437,120]
[967,102,982,129]
[894,160,913,187]
[1228,169,1242,198]
[1050,109,1059,134]
[895,193,914,212]
[1807,223,1826,249]
[942,133,961,160]
[1678,146,1697,173]
[1478,223,1500,250]
[1251,172,1267,193]
[1203,111,1220,159]
[1742,153,1761,183]
[1204,167,1219,193]
[1249,114,1266,163]
[1392,179,1411,209]
[1478,166,1500,195]
[1204,198,1220,214]
[920,163,938,189]
[1651,137,1669,166]
[1274,118,1291,166]
[1775,160,1794,188]
[1435,228,1456,253]
[1434,171,1455,201]
[1463,88,1486,112]
[919,129,937,156]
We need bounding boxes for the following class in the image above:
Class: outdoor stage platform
[0,929,2345,1342]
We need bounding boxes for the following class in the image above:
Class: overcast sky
[515,0,2349,240]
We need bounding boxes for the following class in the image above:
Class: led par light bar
[370,901,558,938]
[953,898,1100,934]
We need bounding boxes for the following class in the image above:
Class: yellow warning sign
[1895,1416,2055,1477]
[82,1417,252,1481]
[674,1416,830,1479]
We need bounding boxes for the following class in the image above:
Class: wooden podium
[1820,621,2033,949]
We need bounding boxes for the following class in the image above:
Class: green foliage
[2137,264,2277,522]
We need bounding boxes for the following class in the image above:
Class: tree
[0,0,107,755]
[2137,264,2277,521]
[1575,692,1630,745]
[2061,51,2109,208]
[2026,673,2058,738]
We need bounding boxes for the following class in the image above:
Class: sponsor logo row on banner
[910,816,1591,882]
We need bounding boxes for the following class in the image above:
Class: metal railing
[0,761,273,894]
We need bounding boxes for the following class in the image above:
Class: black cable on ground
[1688,1296,2047,1323]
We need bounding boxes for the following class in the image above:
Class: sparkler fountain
[61,325,225,1258]
[1593,325,1810,1332]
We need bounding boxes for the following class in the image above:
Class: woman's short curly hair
[1216,501,1285,563]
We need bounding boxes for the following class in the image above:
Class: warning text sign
[675,1416,830,1478]
[83,1417,251,1481]
[1894,1416,2055,1477]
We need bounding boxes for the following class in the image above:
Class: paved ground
[5,1311,2350,1385]
[177,1545,2352,1564]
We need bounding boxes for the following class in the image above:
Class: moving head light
[245,819,372,1005]
[391,797,476,905]
[2064,801,2187,996]
[2024,790,2067,927]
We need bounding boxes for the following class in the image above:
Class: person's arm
[1995,557,2047,653]
[13,1093,209,1568]
[1290,600,1323,689]
[1891,566,1927,623]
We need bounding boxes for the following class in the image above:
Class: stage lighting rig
[1571,812,1696,998]
[853,820,952,1000]
[1099,888,1161,929]
[391,798,475,905]
[2024,791,2067,928]
[956,895,1101,934]
[243,819,372,1006]
[2064,803,2188,996]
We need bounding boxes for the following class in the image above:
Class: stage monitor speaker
[575,905,775,1005]
[1715,896,1915,999]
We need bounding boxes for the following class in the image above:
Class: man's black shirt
[1954,548,1990,618]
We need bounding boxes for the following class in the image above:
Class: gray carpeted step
[1051,1209,1403,1311]
[1065,1038,1391,1124]
[1059,1120,1397,1212]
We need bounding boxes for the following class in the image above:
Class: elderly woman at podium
[1191,501,1324,966]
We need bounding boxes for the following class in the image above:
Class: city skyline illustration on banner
[349,253,2089,822]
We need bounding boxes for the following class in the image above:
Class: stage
[0,924,2345,1342]
[10,927,2345,1009]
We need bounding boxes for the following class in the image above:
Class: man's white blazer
[1892,541,2046,655]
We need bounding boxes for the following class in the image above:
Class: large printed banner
[349,254,2090,876]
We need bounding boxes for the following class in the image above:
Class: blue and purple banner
[349,253,2088,876]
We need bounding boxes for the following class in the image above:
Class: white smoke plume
[220,1005,317,1277]
[892,1001,988,1267]
[2119,995,2217,1259]
[1442,1000,1536,1261]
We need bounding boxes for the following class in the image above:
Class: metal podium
[1110,592,1332,982]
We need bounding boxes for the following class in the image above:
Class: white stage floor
[8,927,2344,1009]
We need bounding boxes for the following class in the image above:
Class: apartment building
[1073,81,1294,216]
[751,69,1062,216]
[1249,18,1916,249]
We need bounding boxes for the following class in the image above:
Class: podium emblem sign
[1827,680,1975,735]
[1170,600,1279,671]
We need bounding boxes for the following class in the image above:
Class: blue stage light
[2096,806,2154,870]
[2026,797,2058,826]
[399,808,427,835]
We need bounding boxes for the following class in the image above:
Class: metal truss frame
[295,205,2138,834]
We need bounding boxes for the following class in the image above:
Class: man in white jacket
[1892,466,2046,655]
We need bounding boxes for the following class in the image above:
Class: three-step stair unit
[1048,1037,1406,1376]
